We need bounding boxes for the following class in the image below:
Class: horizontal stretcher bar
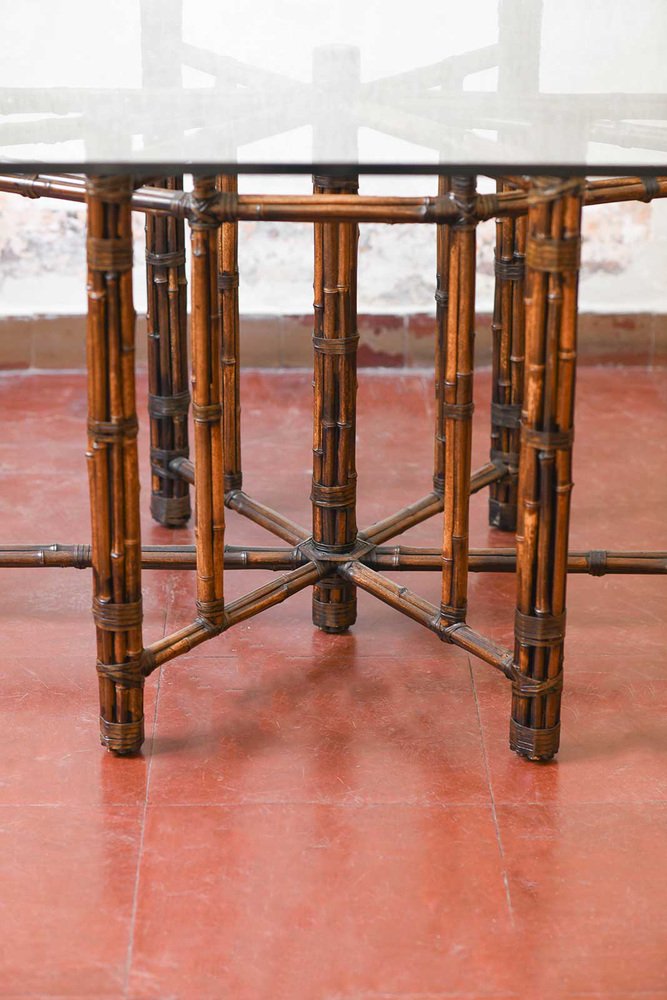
[0,543,663,575]
[0,174,665,223]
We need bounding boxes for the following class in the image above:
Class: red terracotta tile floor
[0,366,666,999]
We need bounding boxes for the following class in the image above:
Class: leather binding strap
[494,253,525,280]
[195,598,226,628]
[640,177,660,202]
[526,235,581,273]
[92,597,143,632]
[87,416,138,442]
[442,401,475,420]
[587,550,608,576]
[312,335,359,356]
[491,402,521,429]
[148,391,190,419]
[96,659,143,689]
[192,401,223,424]
[514,609,566,647]
[99,717,144,753]
[310,480,356,509]
[145,248,186,268]
[87,236,133,272]
[218,271,240,290]
[509,719,561,758]
[522,426,573,451]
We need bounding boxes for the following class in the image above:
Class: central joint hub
[297,535,375,572]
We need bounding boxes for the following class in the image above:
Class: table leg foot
[509,719,559,761]
[311,174,359,632]
[100,716,145,756]
[440,176,476,626]
[86,174,146,756]
[190,176,227,633]
[312,575,357,632]
[509,176,584,762]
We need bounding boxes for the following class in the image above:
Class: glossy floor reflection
[0,368,665,999]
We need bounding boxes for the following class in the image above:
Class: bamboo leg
[433,175,451,496]
[85,175,145,755]
[489,179,526,531]
[190,176,226,632]
[217,174,242,492]
[440,175,476,625]
[311,174,359,632]
[510,176,585,761]
[145,176,191,526]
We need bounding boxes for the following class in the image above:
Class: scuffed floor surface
[0,367,666,1000]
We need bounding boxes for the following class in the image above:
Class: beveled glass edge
[1,161,666,176]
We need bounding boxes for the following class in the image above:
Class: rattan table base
[1,171,666,761]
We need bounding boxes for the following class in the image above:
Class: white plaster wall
[1,176,666,318]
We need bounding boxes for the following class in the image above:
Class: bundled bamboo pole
[190,176,226,633]
[488,179,526,531]
[217,174,243,492]
[440,176,477,625]
[311,175,360,632]
[510,176,585,761]
[85,175,145,755]
[145,176,191,527]
[433,175,451,497]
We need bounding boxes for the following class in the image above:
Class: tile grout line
[125,800,498,809]
[6,796,667,809]
[468,657,515,929]
[122,581,170,996]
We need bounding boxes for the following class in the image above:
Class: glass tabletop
[1,0,666,174]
